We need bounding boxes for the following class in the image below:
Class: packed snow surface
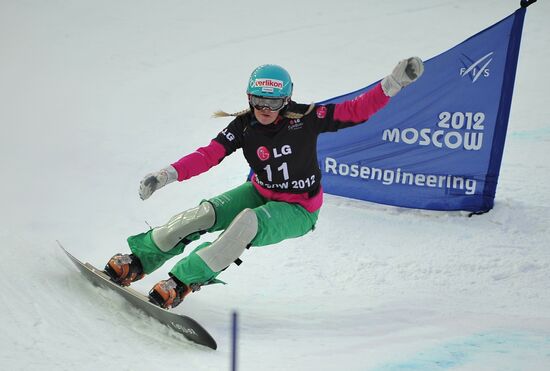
[1,0,549,370]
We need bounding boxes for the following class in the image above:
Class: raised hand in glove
[381,57,424,97]
[139,166,178,200]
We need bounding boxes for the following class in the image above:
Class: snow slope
[1,0,549,370]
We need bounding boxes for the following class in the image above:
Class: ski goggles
[249,95,287,111]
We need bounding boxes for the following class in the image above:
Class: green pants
[128,182,319,285]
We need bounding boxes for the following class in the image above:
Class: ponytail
[212,108,250,118]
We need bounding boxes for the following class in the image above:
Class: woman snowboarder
[105,58,424,309]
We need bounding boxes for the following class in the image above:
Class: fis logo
[459,52,493,83]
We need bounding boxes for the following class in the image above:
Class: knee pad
[196,208,258,272]
[152,202,216,252]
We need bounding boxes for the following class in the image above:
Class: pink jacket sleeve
[170,140,227,181]
[333,83,390,123]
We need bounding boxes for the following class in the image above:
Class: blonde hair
[212,104,315,120]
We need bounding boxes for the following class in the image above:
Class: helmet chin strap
[280,96,291,114]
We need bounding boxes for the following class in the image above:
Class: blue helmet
[246,64,293,98]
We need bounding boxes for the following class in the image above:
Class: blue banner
[317,8,526,212]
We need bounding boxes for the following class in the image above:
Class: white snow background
[1,0,549,370]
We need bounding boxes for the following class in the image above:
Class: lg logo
[257,146,270,161]
[256,145,292,161]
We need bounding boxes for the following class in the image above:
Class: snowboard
[58,242,217,350]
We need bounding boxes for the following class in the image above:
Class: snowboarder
[105,58,424,309]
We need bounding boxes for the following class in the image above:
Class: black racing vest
[214,102,357,195]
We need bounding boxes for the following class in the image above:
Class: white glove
[139,166,178,200]
[381,57,424,97]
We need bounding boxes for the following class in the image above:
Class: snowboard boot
[148,276,191,309]
[104,253,145,287]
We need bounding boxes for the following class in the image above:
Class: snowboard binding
[148,276,192,309]
[104,253,145,287]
